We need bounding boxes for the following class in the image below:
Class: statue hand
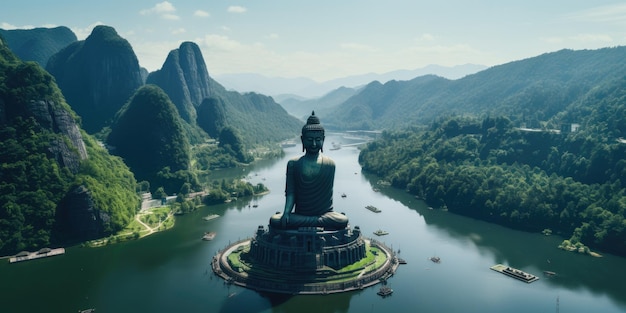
[281,213,290,228]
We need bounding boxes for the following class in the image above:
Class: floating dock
[373,229,389,236]
[490,264,539,283]
[9,248,65,263]
[365,205,381,213]
[203,214,220,221]
[202,232,217,241]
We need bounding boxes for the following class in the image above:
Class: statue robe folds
[270,155,348,230]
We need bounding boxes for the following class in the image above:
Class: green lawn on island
[226,243,388,284]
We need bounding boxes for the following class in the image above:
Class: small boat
[373,229,389,236]
[429,256,441,263]
[377,286,393,297]
[79,309,96,313]
[490,264,539,283]
[202,232,216,241]
[397,257,407,264]
[341,193,347,198]
[543,270,557,276]
[365,205,381,213]
[203,214,219,221]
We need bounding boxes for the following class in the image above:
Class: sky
[2,0,626,82]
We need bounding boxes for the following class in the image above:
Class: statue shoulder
[321,154,335,166]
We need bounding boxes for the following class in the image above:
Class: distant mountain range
[319,47,626,131]
[0,26,76,68]
[216,64,487,99]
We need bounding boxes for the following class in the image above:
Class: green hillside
[0,38,138,255]
[359,76,626,255]
[107,85,197,195]
[327,47,626,131]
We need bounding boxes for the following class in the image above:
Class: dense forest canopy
[359,101,626,255]
[0,38,138,255]
[325,47,626,131]
[107,85,198,195]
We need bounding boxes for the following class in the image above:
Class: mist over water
[1,133,625,313]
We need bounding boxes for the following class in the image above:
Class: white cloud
[570,33,613,43]
[221,26,231,32]
[197,34,243,52]
[71,22,105,40]
[417,33,435,41]
[540,36,564,44]
[567,4,626,25]
[0,22,36,29]
[541,33,613,45]
[267,33,279,39]
[140,1,179,20]
[340,42,377,52]
[162,13,180,21]
[227,6,247,14]
[172,28,186,35]
[132,40,181,72]
[194,10,210,18]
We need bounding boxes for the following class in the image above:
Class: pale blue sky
[2,0,626,81]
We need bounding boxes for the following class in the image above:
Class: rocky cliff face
[0,26,77,68]
[146,41,212,123]
[46,25,143,133]
[196,97,226,138]
[0,39,137,254]
[27,99,87,173]
[56,185,111,241]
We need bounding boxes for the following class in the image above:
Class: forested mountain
[148,42,302,146]
[46,25,144,133]
[325,47,626,131]
[0,26,77,68]
[146,42,209,124]
[279,86,358,121]
[0,38,138,255]
[359,75,626,255]
[107,85,197,194]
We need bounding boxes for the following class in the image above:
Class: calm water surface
[2,133,626,313]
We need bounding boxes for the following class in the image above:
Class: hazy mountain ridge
[146,42,211,124]
[0,26,77,68]
[279,86,359,120]
[324,47,626,130]
[46,25,144,133]
[216,64,487,98]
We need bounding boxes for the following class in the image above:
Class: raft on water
[9,248,65,263]
[365,205,381,213]
[203,214,220,221]
[490,264,539,283]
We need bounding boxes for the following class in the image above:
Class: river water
[1,133,625,313]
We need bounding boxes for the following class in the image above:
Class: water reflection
[361,169,626,309]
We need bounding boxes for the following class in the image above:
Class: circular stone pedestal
[212,225,399,295]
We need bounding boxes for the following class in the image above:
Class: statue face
[301,131,324,154]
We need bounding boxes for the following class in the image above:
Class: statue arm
[281,160,296,227]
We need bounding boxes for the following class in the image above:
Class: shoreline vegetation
[86,187,269,248]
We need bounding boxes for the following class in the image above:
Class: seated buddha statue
[269,111,349,231]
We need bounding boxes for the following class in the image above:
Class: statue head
[301,111,325,153]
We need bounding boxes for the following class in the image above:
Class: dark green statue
[269,111,349,230]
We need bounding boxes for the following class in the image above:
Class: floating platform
[202,232,216,241]
[366,205,381,213]
[203,214,220,221]
[373,229,389,236]
[490,264,539,283]
[377,286,393,297]
[9,248,65,263]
